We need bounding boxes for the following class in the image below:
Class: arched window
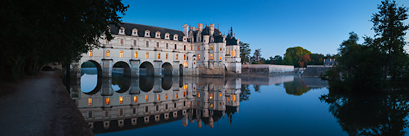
[198,54,201,60]
[106,98,110,105]
[176,54,179,60]
[228,50,230,54]
[134,51,138,58]
[120,50,124,58]
[234,50,236,57]
[89,50,93,57]
[157,53,161,59]
[210,54,213,60]
[146,52,149,58]
[166,53,168,59]
[106,50,110,57]
[146,41,149,47]
[184,54,186,60]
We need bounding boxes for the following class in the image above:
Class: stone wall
[241,64,294,76]
[301,65,333,77]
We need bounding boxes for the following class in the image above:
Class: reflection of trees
[253,85,261,93]
[240,85,251,102]
[320,91,409,135]
[284,78,310,96]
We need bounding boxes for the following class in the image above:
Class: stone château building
[72,22,241,77]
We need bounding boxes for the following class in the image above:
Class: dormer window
[145,30,150,37]
[119,27,125,35]
[165,33,170,40]
[183,36,187,42]
[132,28,138,36]
[173,34,178,41]
[155,31,161,38]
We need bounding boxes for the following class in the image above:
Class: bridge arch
[112,61,131,77]
[162,62,172,76]
[81,60,102,77]
[140,61,154,76]
[80,60,103,94]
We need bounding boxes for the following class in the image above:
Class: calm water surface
[68,68,409,136]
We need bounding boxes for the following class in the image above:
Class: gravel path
[0,71,93,136]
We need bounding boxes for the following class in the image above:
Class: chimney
[209,23,215,35]
[183,24,189,37]
[198,23,203,31]
[190,27,195,31]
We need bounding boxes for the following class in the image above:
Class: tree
[272,55,283,65]
[308,53,324,65]
[253,49,262,63]
[282,46,311,67]
[1,0,129,81]
[371,0,409,81]
[298,54,310,68]
[240,41,251,64]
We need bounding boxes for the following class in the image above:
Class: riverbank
[0,71,92,135]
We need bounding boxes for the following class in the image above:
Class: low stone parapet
[241,64,294,76]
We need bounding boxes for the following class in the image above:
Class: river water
[68,68,409,136]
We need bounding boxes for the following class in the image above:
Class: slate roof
[225,34,238,45]
[109,22,185,41]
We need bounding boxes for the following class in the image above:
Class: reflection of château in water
[69,76,241,134]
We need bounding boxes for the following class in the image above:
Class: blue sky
[120,0,409,58]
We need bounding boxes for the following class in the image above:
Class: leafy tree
[240,85,251,102]
[282,46,311,67]
[272,55,283,65]
[240,41,251,64]
[371,0,409,81]
[253,49,262,63]
[284,78,311,96]
[298,54,310,68]
[1,0,129,81]
[308,53,325,65]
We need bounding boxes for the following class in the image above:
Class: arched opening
[162,62,173,76]
[41,66,53,71]
[140,61,154,76]
[179,64,183,76]
[80,60,103,94]
[112,61,131,77]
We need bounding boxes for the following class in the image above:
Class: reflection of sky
[80,73,97,93]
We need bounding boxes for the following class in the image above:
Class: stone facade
[71,23,241,77]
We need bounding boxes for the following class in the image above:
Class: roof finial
[230,26,233,36]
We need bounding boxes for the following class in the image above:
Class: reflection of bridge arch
[162,76,172,90]
[162,62,172,76]
[82,77,102,95]
[179,64,183,76]
[140,61,154,76]
[139,76,154,92]
[112,61,131,77]
[81,60,102,77]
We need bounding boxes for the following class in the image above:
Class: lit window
[89,50,93,57]
[234,95,237,102]
[166,53,168,59]
[220,57,222,60]
[134,51,138,58]
[198,54,201,60]
[145,95,149,101]
[106,98,110,105]
[120,39,123,45]
[184,92,186,97]
[228,50,230,54]
[88,98,92,106]
[158,53,161,59]
[197,92,200,98]
[120,50,123,58]
[190,101,193,106]
[234,50,237,57]
[146,41,149,47]
[228,97,230,101]
[119,109,123,115]
[210,54,213,60]
[197,46,200,51]
[106,50,110,57]
[166,93,168,99]
[220,47,222,51]
[184,54,186,60]
[105,111,108,117]
[190,46,193,50]
[157,94,160,100]
[176,54,178,60]
[119,96,123,104]
[146,52,149,58]
[210,93,213,99]
[220,93,222,97]
[210,103,213,108]
[184,62,188,68]
[134,96,137,103]
[210,45,213,50]
[175,92,178,98]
